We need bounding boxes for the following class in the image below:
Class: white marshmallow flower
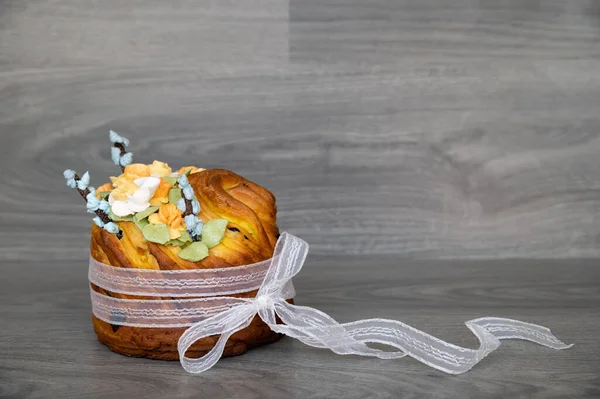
[109,177,161,217]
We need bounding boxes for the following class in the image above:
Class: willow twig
[73,173,123,239]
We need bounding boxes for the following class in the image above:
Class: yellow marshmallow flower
[110,163,159,201]
[109,179,139,201]
[148,204,186,239]
[95,183,114,199]
[109,164,151,199]
[149,179,172,206]
[149,160,172,177]
[123,163,151,180]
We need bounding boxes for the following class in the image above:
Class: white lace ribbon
[89,232,572,375]
[89,256,273,297]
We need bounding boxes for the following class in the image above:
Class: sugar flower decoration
[109,130,133,172]
[86,188,99,208]
[77,171,90,190]
[64,133,206,246]
[148,160,172,177]
[177,174,202,241]
[110,178,139,201]
[93,217,120,234]
[182,186,194,201]
[149,179,172,207]
[108,177,161,217]
[184,214,203,237]
[96,183,114,198]
[148,203,186,239]
[191,199,200,214]
[63,169,123,238]
[63,169,77,188]
[86,189,109,213]
[121,163,151,181]
[109,130,130,147]
[176,198,186,212]
[178,174,190,188]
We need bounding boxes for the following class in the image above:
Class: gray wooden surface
[2,258,599,398]
[1,0,600,398]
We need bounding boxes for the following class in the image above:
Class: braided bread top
[90,169,279,271]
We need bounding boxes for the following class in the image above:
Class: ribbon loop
[178,303,258,374]
[89,231,572,375]
[258,232,309,298]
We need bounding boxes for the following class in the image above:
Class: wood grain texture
[1,0,600,397]
[1,0,600,259]
[1,258,599,399]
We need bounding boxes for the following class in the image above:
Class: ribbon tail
[269,301,407,358]
[467,317,573,349]
[178,303,257,374]
[269,301,572,375]
[388,316,573,374]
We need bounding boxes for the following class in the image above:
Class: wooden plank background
[1,1,599,398]
[1,0,599,260]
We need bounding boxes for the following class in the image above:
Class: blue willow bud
[191,199,200,214]
[120,152,133,166]
[63,169,77,188]
[111,147,121,166]
[184,214,197,230]
[93,216,105,228]
[98,200,110,213]
[182,186,194,200]
[178,174,189,188]
[193,220,204,236]
[104,222,120,234]
[109,130,130,147]
[86,190,100,211]
[77,171,90,190]
[177,198,187,212]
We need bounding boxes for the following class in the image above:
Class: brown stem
[181,188,200,242]
[74,173,123,239]
[182,199,193,217]
[113,143,126,173]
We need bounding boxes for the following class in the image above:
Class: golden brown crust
[90,169,282,359]
[93,314,284,360]
[189,169,279,264]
